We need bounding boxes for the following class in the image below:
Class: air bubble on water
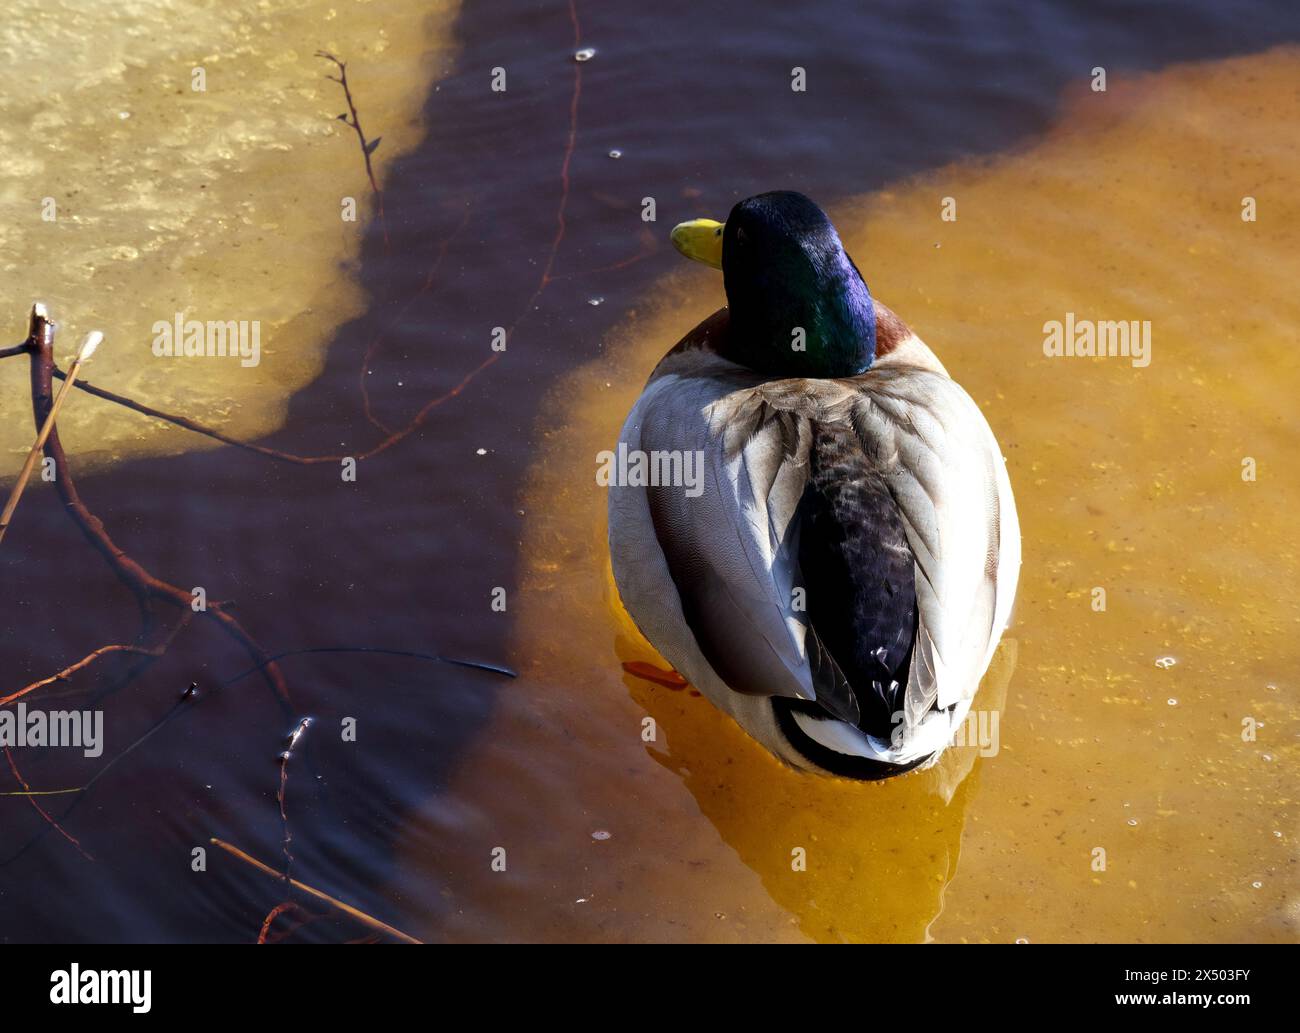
[1167,698,1178,706]
[1155,656,1176,669]
[608,149,622,159]
[591,829,611,841]
[1015,937,1029,944]
[1273,831,1283,838]
[588,296,604,306]
[1261,753,1273,762]
[1127,818,1139,827]
[1252,881,1263,889]
[475,448,487,456]
[574,47,596,62]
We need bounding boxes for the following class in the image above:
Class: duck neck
[724,253,877,378]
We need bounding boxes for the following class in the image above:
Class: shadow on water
[3,0,1300,941]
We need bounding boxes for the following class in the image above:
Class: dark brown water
[2,0,1298,942]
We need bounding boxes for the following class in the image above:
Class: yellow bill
[670,218,725,269]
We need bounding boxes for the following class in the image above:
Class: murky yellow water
[406,48,1299,942]
[0,0,457,475]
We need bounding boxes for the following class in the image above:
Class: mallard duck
[608,191,1020,780]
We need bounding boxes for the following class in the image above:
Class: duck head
[671,191,876,378]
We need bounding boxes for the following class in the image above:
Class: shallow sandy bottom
[0,0,457,476]
[403,48,1299,942]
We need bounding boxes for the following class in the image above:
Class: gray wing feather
[624,363,1013,738]
[847,371,1004,721]
[632,372,817,703]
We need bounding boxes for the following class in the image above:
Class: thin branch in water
[50,364,338,465]
[220,645,518,687]
[4,747,93,862]
[1,617,190,708]
[18,306,290,707]
[361,201,474,433]
[257,901,314,944]
[0,787,80,797]
[1,636,513,865]
[0,309,92,546]
[316,51,389,251]
[211,837,422,944]
[526,0,583,304]
[49,346,501,467]
[553,227,658,279]
[0,679,201,866]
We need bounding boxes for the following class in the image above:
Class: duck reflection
[615,628,1016,943]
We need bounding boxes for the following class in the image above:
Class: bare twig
[219,645,516,685]
[50,364,337,464]
[211,837,422,944]
[4,747,94,862]
[3,642,167,708]
[17,305,290,705]
[51,351,505,466]
[257,901,314,944]
[361,201,474,433]
[0,310,97,545]
[316,50,389,250]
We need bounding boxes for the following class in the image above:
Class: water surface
[450,47,1299,943]
[1,0,1296,943]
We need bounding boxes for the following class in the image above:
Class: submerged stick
[0,321,101,546]
[17,304,291,704]
[4,746,94,862]
[210,838,422,944]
